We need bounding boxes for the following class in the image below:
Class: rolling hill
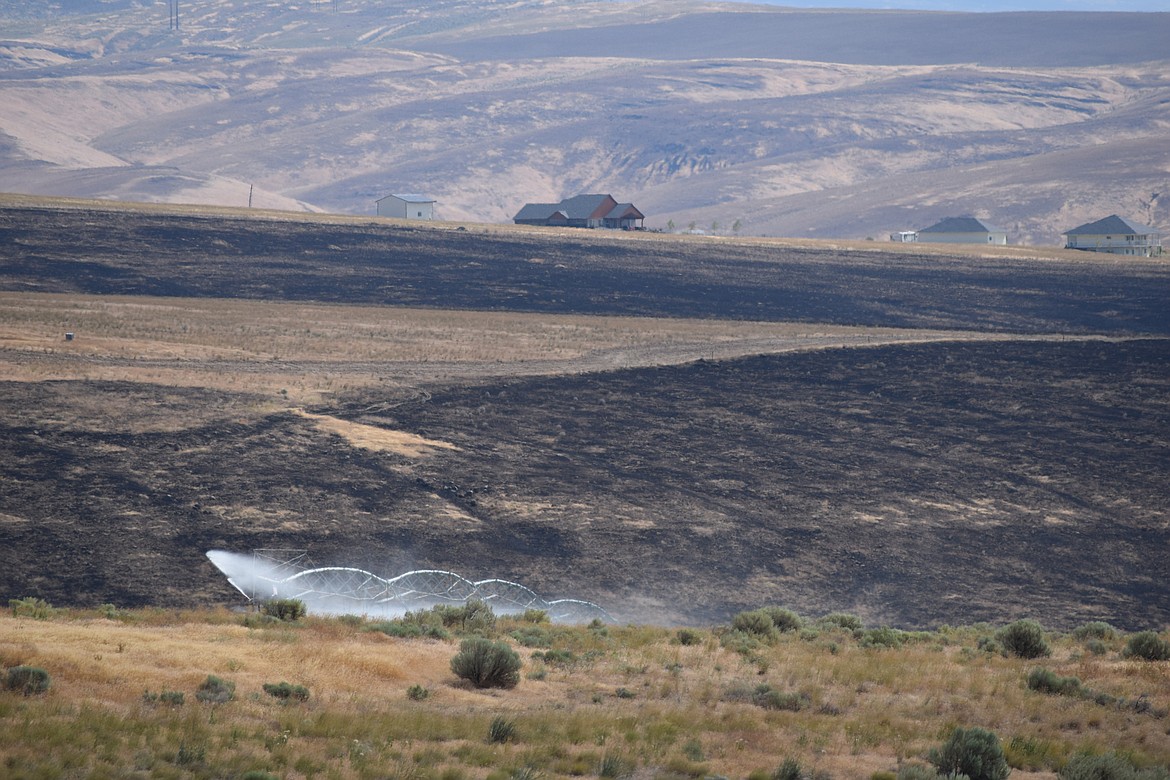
[1,0,1168,243]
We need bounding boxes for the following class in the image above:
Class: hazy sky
[752,0,1166,10]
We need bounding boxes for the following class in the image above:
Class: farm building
[1063,215,1163,257]
[916,216,1007,245]
[376,194,436,220]
[514,194,645,229]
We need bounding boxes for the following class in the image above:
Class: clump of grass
[487,716,516,744]
[407,684,430,701]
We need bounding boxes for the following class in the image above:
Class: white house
[916,216,1007,245]
[376,194,436,220]
[1063,215,1163,257]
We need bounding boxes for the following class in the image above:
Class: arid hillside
[1,201,1168,629]
[1,0,1168,242]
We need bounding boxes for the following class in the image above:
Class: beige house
[1063,215,1162,257]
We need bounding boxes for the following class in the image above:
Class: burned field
[2,204,1169,335]
[1,202,1168,628]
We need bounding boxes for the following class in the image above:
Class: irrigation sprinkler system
[206,549,613,624]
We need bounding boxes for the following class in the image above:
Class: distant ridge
[422,11,1170,67]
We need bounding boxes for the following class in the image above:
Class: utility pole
[248,184,254,209]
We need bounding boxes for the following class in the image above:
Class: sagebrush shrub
[1122,631,1170,661]
[1026,668,1083,697]
[896,767,944,780]
[818,612,864,631]
[732,610,780,642]
[676,628,702,646]
[862,627,905,649]
[407,684,430,701]
[521,609,549,624]
[510,626,552,648]
[928,726,1010,780]
[760,607,803,633]
[997,619,1050,659]
[1072,621,1117,641]
[261,598,306,622]
[436,599,497,634]
[450,638,521,688]
[262,681,310,701]
[5,666,51,695]
[195,675,235,704]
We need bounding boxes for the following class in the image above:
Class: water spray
[206,549,613,624]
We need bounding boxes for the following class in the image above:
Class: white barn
[1063,215,1163,257]
[376,194,436,220]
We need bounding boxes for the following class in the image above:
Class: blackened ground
[2,205,1168,335]
[2,339,1166,629]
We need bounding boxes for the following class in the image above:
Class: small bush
[752,684,808,712]
[1122,631,1170,661]
[143,689,184,706]
[677,628,703,646]
[195,675,235,704]
[732,610,780,642]
[1085,639,1108,656]
[510,626,552,648]
[262,681,310,701]
[997,619,1050,659]
[976,636,1003,655]
[487,716,516,744]
[407,684,430,701]
[615,687,636,699]
[521,609,549,624]
[5,666,51,695]
[761,607,803,633]
[437,599,497,634]
[1072,621,1117,641]
[450,638,521,689]
[261,598,306,622]
[862,627,905,649]
[531,648,575,666]
[9,597,56,620]
[928,726,1010,780]
[1027,668,1084,697]
[817,612,864,633]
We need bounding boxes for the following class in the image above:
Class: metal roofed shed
[376,194,436,220]
[917,216,1007,245]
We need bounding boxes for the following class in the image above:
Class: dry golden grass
[2,610,1168,779]
[0,292,1022,406]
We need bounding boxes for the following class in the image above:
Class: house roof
[1063,214,1157,235]
[513,202,563,221]
[557,194,616,220]
[377,193,435,203]
[919,216,1003,234]
[607,203,644,220]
